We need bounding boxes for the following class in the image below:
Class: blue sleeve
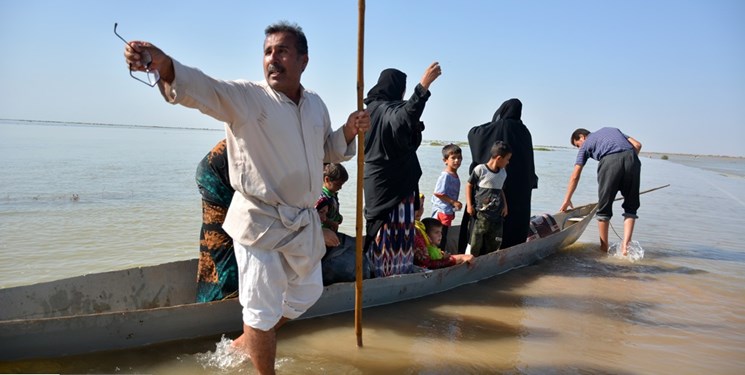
[433,173,447,194]
[575,147,589,166]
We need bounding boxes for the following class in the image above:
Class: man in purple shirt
[560,127,642,256]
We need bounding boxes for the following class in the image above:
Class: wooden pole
[354,0,366,348]
[614,184,670,201]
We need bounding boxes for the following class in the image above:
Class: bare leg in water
[231,317,290,375]
[598,220,609,253]
[621,217,636,256]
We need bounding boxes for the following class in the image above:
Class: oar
[354,0,366,348]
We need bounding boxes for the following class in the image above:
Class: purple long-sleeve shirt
[575,127,633,166]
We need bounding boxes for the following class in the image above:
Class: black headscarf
[468,98,533,182]
[492,98,522,122]
[364,68,406,104]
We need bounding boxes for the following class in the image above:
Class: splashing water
[608,240,644,262]
[195,335,250,372]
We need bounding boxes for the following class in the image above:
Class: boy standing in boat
[559,127,642,256]
[431,143,463,251]
[466,141,512,256]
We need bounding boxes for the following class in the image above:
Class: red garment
[436,211,455,226]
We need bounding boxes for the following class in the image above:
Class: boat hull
[0,204,596,360]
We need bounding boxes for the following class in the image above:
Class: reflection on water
[1,122,744,374]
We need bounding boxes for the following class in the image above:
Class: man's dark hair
[421,217,443,233]
[490,141,512,158]
[570,128,591,146]
[265,21,308,55]
[323,163,349,182]
[441,143,462,159]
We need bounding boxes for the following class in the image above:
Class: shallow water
[1,121,744,374]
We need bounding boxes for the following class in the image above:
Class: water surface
[1,121,743,374]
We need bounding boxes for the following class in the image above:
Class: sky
[1,0,743,157]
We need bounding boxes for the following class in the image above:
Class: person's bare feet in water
[231,333,249,355]
[622,217,636,257]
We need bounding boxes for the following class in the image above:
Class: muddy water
[1,122,743,374]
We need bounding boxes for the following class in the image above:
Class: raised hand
[123,41,175,84]
[420,62,442,91]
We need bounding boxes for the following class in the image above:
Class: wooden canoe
[0,203,597,360]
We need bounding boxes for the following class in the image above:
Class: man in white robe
[123,21,369,375]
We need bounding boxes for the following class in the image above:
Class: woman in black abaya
[363,62,441,277]
[459,98,538,252]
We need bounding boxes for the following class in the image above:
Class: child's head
[441,143,462,172]
[415,193,425,221]
[421,217,443,246]
[489,141,512,169]
[323,163,349,192]
[315,196,332,222]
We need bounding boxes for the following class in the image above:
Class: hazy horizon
[3,118,742,159]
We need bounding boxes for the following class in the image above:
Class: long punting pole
[354,0,366,348]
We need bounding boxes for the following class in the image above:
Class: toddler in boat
[414,194,473,269]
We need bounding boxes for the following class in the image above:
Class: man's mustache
[268,64,285,74]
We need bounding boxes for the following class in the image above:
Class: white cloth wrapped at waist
[223,192,324,278]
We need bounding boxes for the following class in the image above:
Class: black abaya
[462,98,538,250]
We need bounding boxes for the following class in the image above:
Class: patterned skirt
[196,199,239,302]
[367,192,416,278]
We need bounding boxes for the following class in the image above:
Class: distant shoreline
[640,151,745,178]
[641,151,744,161]
[3,119,743,160]
[0,118,220,132]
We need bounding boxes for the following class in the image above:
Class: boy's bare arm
[434,192,462,211]
[465,183,475,216]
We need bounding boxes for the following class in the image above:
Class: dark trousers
[469,213,504,256]
[597,149,641,221]
[457,212,471,254]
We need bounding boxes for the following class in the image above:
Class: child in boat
[466,141,512,256]
[315,165,371,285]
[431,143,463,251]
[316,199,332,233]
[320,163,348,233]
[414,195,473,269]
